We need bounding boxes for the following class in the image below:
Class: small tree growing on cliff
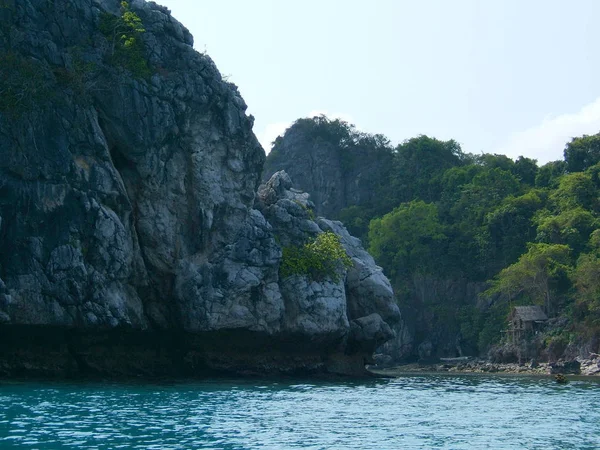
[280,232,353,282]
[100,1,150,78]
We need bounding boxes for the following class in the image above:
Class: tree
[100,1,150,78]
[475,153,515,172]
[572,230,600,327]
[368,201,446,278]
[564,133,600,173]
[483,243,571,317]
[451,167,521,224]
[550,172,598,212]
[392,135,467,202]
[437,164,481,217]
[513,156,538,185]
[535,160,567,188]
[535,207,598,254]
[573,253,600,325]
[485,190,544,266]
[337,205,372,242]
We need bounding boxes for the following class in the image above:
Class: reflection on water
[0,375,599,449]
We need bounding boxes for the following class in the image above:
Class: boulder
[549,360,581,375]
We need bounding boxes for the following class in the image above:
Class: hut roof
[512,306,548,322]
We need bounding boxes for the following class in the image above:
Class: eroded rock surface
[0,0,397,376]
[256,171,399,354]
[263,120,394,219]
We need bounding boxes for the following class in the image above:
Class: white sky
[157,0,600,164]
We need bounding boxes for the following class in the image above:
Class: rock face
[256,172,399,353]
[0,0,398,377]
[263,119,394,219]
[264,122,416,364]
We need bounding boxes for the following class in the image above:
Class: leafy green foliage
[534,171,599,254]
[483,243,571,316]
[513,156,539,185]
[564,133,600,173]
[100,1,150,78]
[572,231,600,329]
[280,232,353,282]
[393,135,468,203]
[573,254,600,328]
[535,207,598,253]
[535,160,567,188]
[338,205,372,241]
[369,201,446,279]
[485,191,544,266]
[477,300,511,352]
[275,115,392,154]
[451,168,521,223]
[550,172,598,212]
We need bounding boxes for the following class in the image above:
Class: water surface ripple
[1,375,599,449]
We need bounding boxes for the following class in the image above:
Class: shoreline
[369,357,600,378]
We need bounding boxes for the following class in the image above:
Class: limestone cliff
[263,117,395,219]
[0,0,398,377]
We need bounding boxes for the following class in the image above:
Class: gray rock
[257,171,398,349]
[549,360,581,375]
[377,319,415,362]
[281,275,349,337]
[0,1,398,377]
[373,353,393,367]
[316,218,400,323]
[263,125,394,219]
[350,313,393,344]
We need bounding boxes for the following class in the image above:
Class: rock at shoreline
[371,356,600,378]
[549,360,581,375]
[0,1,398,377]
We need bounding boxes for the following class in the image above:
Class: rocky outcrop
[263,119,394,219]
[256,172,399,352]
[0,0,397,377]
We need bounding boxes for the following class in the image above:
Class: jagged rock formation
[0,0,398,377]
[256,172,398,352]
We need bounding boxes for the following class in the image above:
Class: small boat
[554,373,568,384]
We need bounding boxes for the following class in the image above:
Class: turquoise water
[0,375,599,449]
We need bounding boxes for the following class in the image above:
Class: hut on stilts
[506,305,548,344]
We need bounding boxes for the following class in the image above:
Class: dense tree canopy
[564,133,600,173]
[368,201,446,279]
[484,243,571,316]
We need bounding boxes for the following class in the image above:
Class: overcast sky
[158,0,600,164]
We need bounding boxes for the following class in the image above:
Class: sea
[0,374,599,449]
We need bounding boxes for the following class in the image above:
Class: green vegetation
[564,134,600,173]
[280,232,353,282]
[0,52,52,116]
[369,201,446,279]
[100,1,150,78]
[270,116,600,355]
[483,243,571,317]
